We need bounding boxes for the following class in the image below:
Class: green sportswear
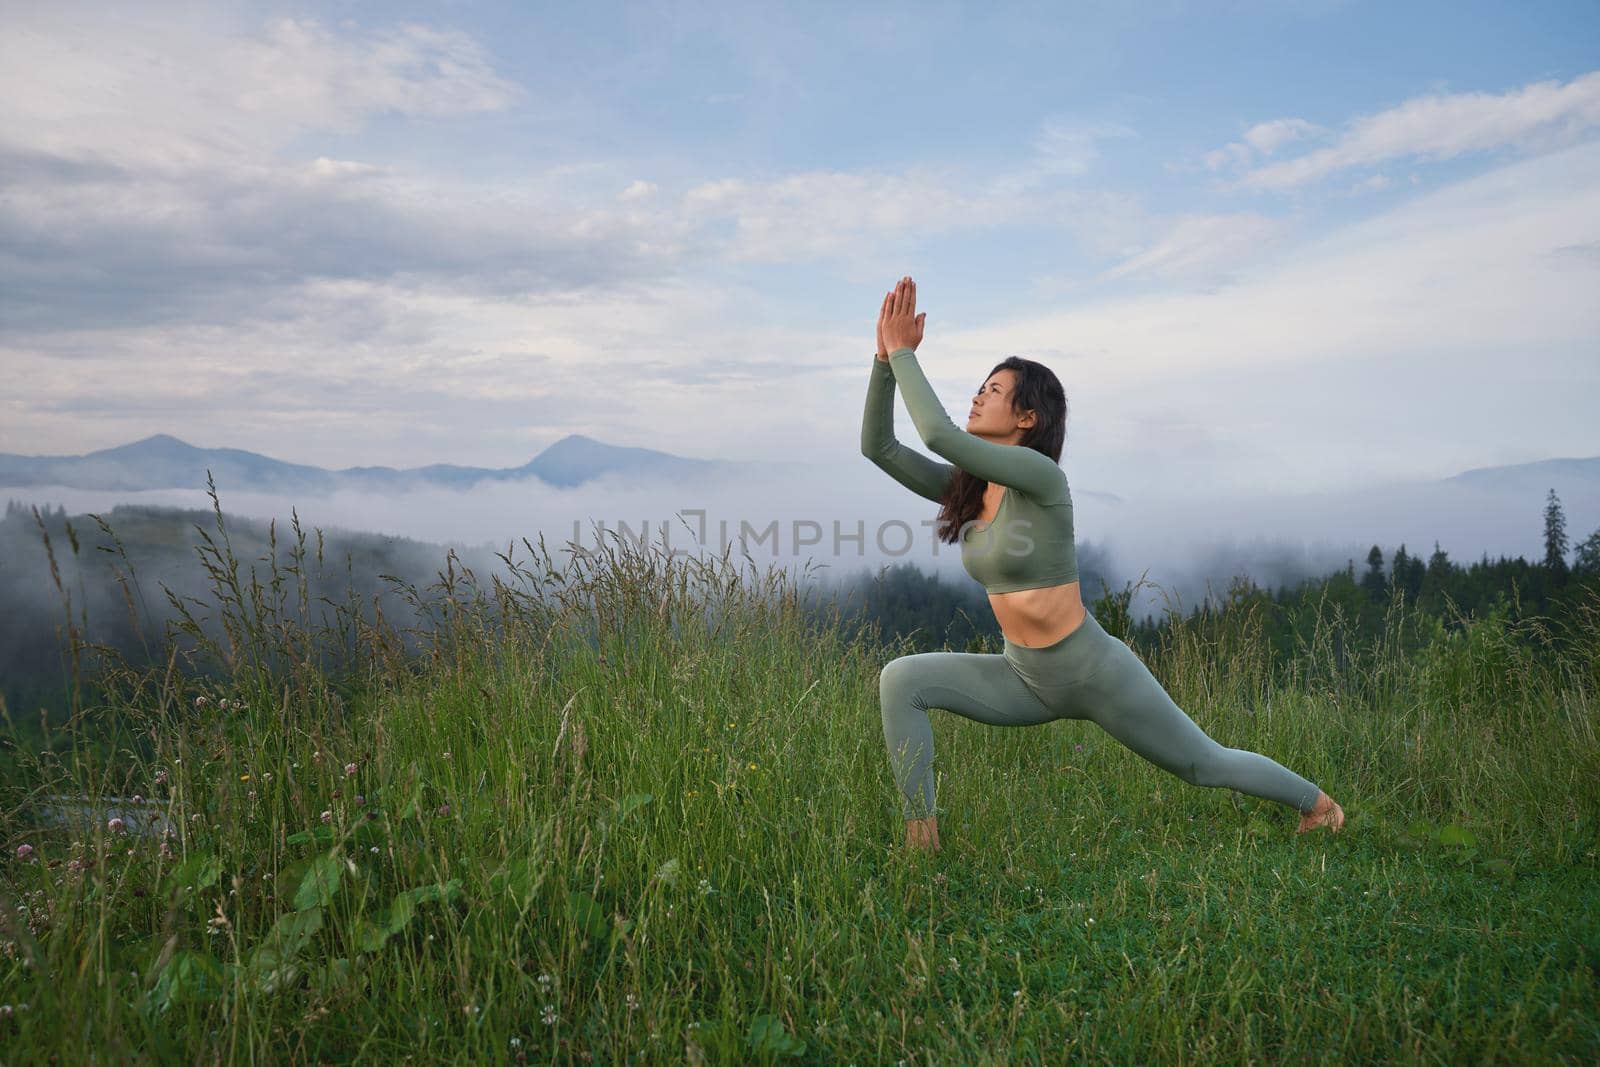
[861,348,1079,592]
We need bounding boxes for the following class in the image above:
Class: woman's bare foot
[905,815,941,853]
[1296,791,1344,834]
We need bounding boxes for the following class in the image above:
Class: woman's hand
[876,291,890,360]
[879,275,926,355]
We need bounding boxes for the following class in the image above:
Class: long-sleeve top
[860,347,1079,592]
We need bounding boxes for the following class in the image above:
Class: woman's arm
[861,356,956,503]
[878,276,1065,501]
[886,347,1065,502]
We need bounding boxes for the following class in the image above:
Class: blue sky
[2,0,1597,499]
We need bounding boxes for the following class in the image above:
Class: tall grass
[2,484,1597,1064]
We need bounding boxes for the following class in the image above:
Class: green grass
[1,504,1597,1065]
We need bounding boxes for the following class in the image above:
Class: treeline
[838,488,1600,681]
[2,489,1597,727]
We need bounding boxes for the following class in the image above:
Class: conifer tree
[1544,488,1569,581]
[1362,544,1386,601]
[1574,527,1600,579]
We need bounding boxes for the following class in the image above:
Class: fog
[7,449,1594,622]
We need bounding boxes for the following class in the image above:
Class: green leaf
[490,856,542,909]
[247,907,324,995]
[164,852,223,894]
[384,891,417,937]
[293,852,345,911]
[566,891,611,940]
[287,824,336,847]
[149,949,224,1013]
[265,906,325,958]
[353,916,390,953]
[309,956,354,996]
[746,1013,807,1057]
[363,880,464,947]
[615,792,653,819]
[1436,824,1478,848]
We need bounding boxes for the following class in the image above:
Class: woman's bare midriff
[990,582,1087,647]
[975,483,1088,647]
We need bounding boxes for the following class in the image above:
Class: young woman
[862,276,1344,853]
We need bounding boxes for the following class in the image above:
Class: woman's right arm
[861,355,955,503]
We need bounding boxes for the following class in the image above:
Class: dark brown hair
[934,356,1067,545]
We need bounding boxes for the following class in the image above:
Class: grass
[1,489,1597,1064]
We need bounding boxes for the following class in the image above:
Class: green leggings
[879,612,1321,820]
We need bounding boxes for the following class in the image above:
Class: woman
[863,276,1344,853]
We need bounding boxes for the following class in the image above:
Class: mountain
[1445,455,1600,495]
[0,433,780,494]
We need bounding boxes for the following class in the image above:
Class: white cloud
[1100,212,1291,283]
[1030,117,1138,177]
[1204,117,1323,171]
[1229,69,1600,191]
[1243,117,1321,155]
[0,9,519,172]
[928,140,1600,491]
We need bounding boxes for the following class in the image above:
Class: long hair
[934,356,1067,545]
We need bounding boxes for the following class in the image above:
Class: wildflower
[537,974,552,991]
[219,699,230,710]
[240,774,250,782]
[247,791,257,801]
[541,1005,558,1025]
[108,817,125,833]
[263,772,272,782]
[748,762,757,771]
[370,846,379,854]
[194,696,208,708]
[355,793,364,805]
[345,763,357,777]
[437,803,451,817]
[442,751,451,761]
[697,878,713,896]
[321,810,333,824]
[191,813,202,822]
[14,844,34,860]
[509,1037,522,1049]
[154,770,169,786]
[625,993,640,1011]
[131,794,144,805]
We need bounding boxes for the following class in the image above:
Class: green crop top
[859,347,1079,593]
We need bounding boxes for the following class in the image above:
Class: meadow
[2,492,1597,1065]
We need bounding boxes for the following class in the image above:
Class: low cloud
[1221,69,1600,191]
[1203,117,1323,171]
[1100,212,1291,284]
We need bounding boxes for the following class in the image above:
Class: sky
[2,0,1598,508]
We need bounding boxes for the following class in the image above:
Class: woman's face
[966,369,1033,441]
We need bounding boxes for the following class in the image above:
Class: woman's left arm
[879,276,1066,502]
[887,346,1066,502]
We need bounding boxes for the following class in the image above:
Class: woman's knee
[878,655,921,701]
